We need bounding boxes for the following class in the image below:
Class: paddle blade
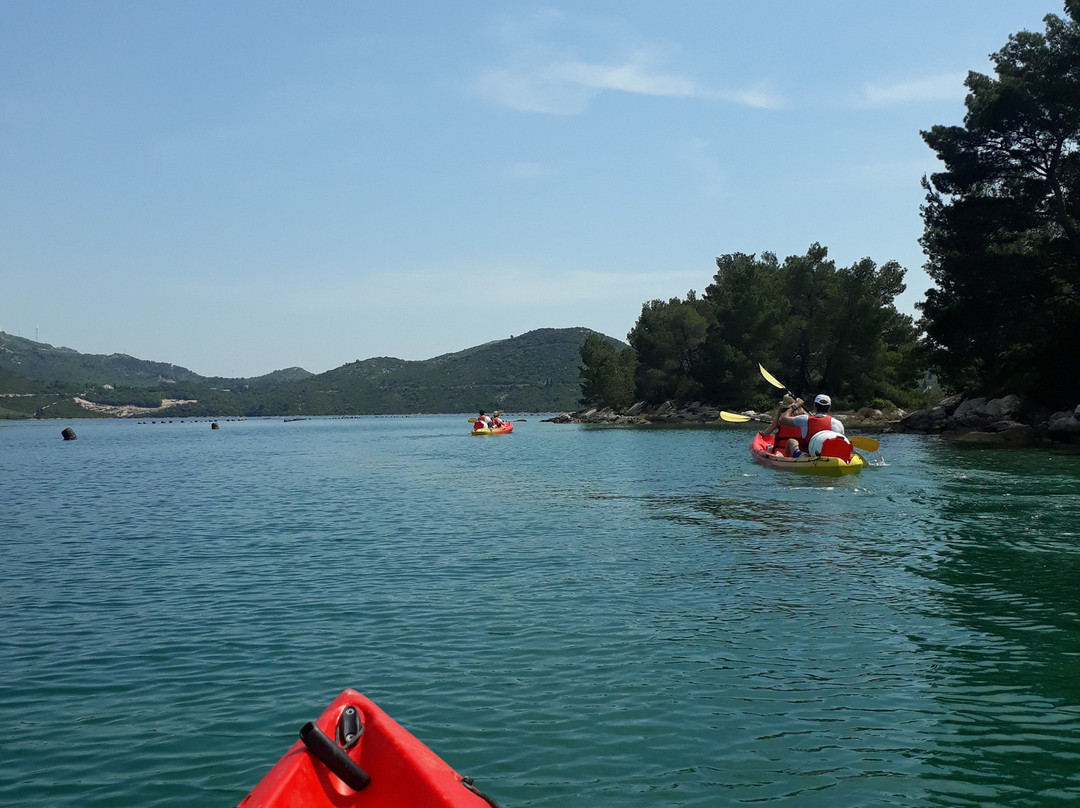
[849,436,880,452]
[759,364,786,390]
[468,418,477,423]
[720,411,751,422]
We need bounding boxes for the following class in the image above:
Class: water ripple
[2,421,1079,806]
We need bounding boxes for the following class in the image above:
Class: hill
[0,331,312,389]
[0,327,623,418]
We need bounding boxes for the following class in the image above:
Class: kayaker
[766,395,805,456]
[778,394,848,458]
[490,413,504,428]
[474,410,492,430]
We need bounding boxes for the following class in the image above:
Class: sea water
[2,416,1078,807]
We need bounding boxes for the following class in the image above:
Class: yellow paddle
[759,363,794,398]
[720,410,766,423]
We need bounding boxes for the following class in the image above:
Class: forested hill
[0,330,313,390]
[269,327,611,416]
[0,327,622,419]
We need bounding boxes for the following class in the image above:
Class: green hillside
[259,327,609,415]
[0,327,623,418]
[0,331,311,389]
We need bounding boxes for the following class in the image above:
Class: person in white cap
[776,393,847,458]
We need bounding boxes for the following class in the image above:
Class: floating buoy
[61,427,77,440]
[211,421,219,430]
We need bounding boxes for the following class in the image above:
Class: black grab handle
[299,721,372,792]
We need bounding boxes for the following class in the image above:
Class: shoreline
[545,395,1080,445]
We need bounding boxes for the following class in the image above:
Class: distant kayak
[472,422,513,436]
[237,689,499,808]
[750,432,864,476]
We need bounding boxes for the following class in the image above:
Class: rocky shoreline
[72,396,198,419]
[544,395,1080,445]
[892,394,1080,444]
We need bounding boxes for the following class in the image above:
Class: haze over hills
[0,328,623,419]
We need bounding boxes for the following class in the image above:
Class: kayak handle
[299,721,372,792]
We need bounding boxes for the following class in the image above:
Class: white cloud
[721,82,784,110]
[472,51,702,116]
[860,72,967,106]
[548,51,698,97]
[474,14,780,115]
[475,53,782,114]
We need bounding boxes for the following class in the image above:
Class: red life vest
[772,424,802,454]
[800,413,834,450]
[803,413,854,461]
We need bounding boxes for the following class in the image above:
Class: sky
[0,1,1060,378]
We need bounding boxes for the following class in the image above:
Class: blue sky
[0,1,1057,378]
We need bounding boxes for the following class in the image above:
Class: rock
[998,424,1036,444]
[653,400,676,416]
[986,394,1023,421]
[1047,410,1080,436]
[697,405,721,421]
[985,418,1024,433]
[61,427,77,440]
[938,394,964,415]
[896,408,948,433]
[944,423,1036,445]
[945,430,1005,444]
[952,397,989,427]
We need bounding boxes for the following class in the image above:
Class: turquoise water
[2,416,1079,807]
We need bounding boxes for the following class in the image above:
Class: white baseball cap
[814,394,831,406]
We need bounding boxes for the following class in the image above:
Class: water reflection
[907,441,1080,804]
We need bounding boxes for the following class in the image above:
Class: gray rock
[1048,410,1080,435]
[986,394,1023,420]
[896,408,948,433]
[939,395,964,415]
[952,397,989,426]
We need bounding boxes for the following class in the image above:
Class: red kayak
[238,689,499,808]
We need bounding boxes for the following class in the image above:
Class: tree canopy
[920,1,1080,408]
[581,244,924,411]
[578,332,636,409]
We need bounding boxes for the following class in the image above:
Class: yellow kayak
[750,432,864,476]
[471,422,513,436]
